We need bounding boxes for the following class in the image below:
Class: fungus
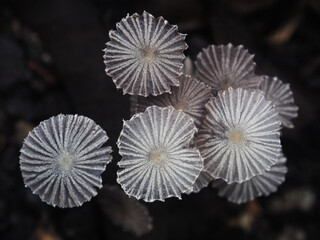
[183,56,194,76]
[129,95,138,117]
[104,11,188,97]
[196,87,281,184]
[259,76,298,128]
[136,74,212,128]
[212,154,287,204]
[98,185,153,237]
[19,114,112,208]
[186,170,214,194]
[195,43,261,92]
[117,106,203,202]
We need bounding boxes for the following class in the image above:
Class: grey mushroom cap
[19,114,112,208]
[136,74,212,128]
[195,43,260,92]
[212,153,287,204]
[104,11,188,97]
[98,185,153,237]
[117,106,203,202]
[196,87,281,184]
[186,170,214,194]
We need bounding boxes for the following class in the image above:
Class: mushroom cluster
[18,10,299,238]
[104,11,298,204]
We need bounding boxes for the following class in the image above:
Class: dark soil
[0,0,319,239]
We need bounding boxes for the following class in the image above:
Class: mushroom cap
[19,114,112,208]
[104,11,188,97]
[98,185,153,237]
[213,154,287,204]
[183,56,194,76]
[136,74,212,128]
[186,170,214,194]
[259,76,298,128]
[117,106,203,202]
[129,95,138,117]
[195,43,260,92]
[196,87,281,184]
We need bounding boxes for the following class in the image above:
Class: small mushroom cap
[183,56,194,76]
[196,87,281,184]
[212,154,287,204]
[19,114,112,208]
[259,76,298,128]
[117,106,203,202]
[129,95,138,117]
[104,11,188,97]
[136,74,212,128]
[195,43,260,92]
[98,185,153,237]
[186,170,214,194]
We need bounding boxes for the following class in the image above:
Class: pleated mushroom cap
[183,56,194,76]
[98,185,153,237]
[195,43,260,92]
[196,87,281,184]
[186,170,214,194]
[19,114,112,208]
[117,106,203,202]
[213,154,287,204]
[104,11,188,97]
[259,76,298,128]
[136,74,212,128]
[129,95,138,117]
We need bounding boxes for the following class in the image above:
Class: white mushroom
[19,114,112,208]
[195,43,261,92]
[196,87,281,184]
[98,185,153,237]
[259,76,299,128]
[117,106,203,202]
[212,154,287,204]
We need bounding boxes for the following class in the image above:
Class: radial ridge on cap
[195,43,261,92]
[117,106,203,202]
[19,114,112,208]
[136,74,212,128]
[104,11,188,97]
[196,87,281,184]
[259,76,298,128]
[212,154,287,204]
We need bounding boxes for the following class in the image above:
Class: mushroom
[212,153,287,204]
[186,170,214,194]
[259,76,299,128]
[19,114,112,208]
[117,106,203,202]
[136,74,212,128]
[196,87,281,184]
[104,11,188,97]
[195,43,262,92]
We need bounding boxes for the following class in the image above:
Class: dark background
[0,0,319,239]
